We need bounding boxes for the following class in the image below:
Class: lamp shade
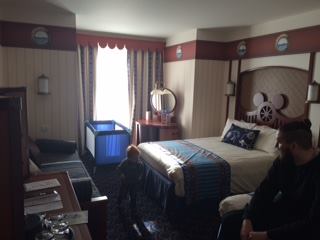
[38,74,49,95]
[225,81,235,96]
[307,82,319,102]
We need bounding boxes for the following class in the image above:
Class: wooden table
[24,172,92,240]
[135,119,179,145]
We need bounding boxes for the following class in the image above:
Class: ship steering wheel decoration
[253,92,286,124]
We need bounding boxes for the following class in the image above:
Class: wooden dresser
[25,172,92,240]
[135,119,180,145]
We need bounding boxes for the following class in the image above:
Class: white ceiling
[3,0,320,38]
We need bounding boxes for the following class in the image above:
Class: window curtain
[127,50,163,132]
[77,45,98,153]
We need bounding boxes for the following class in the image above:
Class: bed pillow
[253,125,278,154]
[221,118,256,140]
[222,124,260,150]
[219,193,253,217]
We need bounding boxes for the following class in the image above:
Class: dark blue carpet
[82,153,220,240]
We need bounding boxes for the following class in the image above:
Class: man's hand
[249,231,269,240]
[240,219,253,240]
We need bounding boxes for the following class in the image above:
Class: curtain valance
[77,33,165,52]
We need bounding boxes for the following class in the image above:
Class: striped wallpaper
[164,59,229,139]
[164,60,195,138]
[0,46,78,141]
[192,60,229,137]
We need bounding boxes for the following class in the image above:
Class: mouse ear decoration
[271,94,285,110]
[253,92,266,107]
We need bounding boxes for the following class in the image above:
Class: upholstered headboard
[236,66,309,128]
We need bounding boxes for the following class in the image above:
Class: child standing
[117,145,143,216]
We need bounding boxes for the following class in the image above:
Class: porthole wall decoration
[275,34,288,52]
[237,41,247,57]
[176,45,183,60]
[32,27,49,46]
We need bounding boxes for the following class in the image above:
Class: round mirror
[150,88,176,113]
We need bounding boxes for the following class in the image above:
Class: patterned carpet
[82,153,220,240]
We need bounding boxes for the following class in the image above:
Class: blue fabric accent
[143,161,175,210]
[156,140,231,206]
[222,124,260,150]
[86,121,131,165]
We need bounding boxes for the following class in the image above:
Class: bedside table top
[136,119,178,128]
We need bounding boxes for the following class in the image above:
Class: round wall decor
[237,41,247,57]
[176,45,183,59]
[32,27,49,46]
[275,34,288,52]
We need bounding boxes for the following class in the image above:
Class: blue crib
[85,120,131,166]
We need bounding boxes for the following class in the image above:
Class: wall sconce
[225,81,235,96]
[307,81,319,102]
[37,74,50,95]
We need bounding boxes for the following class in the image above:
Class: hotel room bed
[140,137,277,196]
[139,134,277,211]
[138,65,310,212]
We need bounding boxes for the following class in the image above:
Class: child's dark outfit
[117,157,143,213]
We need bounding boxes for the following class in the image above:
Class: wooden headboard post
[225,60,232,122]
[305,52,315,117]
[234,59,242,120]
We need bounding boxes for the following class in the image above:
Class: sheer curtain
[95,46,130,128]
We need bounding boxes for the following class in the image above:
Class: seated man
[217,119,320,240]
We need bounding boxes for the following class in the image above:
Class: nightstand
[135,119,180,145]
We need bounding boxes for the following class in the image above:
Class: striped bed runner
[157,140,231,205]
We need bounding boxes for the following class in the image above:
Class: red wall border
[1,21,76,51]
[164,41,197,62]
[165,25,320,62]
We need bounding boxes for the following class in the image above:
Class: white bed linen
[138,137,278,197]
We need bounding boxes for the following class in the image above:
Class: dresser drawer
[159,128,180,141]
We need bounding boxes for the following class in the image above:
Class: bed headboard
[235,66,309,129]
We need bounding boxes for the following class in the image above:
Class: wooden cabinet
[135,119,180,144]
[0,96,24,240]
[159,127,180,140]
[0,87,29,178]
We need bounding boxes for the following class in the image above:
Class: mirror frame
[150,87,177,114]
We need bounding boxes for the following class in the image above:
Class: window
[95,46,130,128]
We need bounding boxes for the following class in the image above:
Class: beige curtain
[128,49,163,135]
[77,45,98,153]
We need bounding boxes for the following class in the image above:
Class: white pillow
[219,194,253,217]
[221,118,256,140]
[253,125,278,154]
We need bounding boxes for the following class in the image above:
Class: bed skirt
[142,160,222,214]
[143,160,178,211]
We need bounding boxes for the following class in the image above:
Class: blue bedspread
[157,140,231,205]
